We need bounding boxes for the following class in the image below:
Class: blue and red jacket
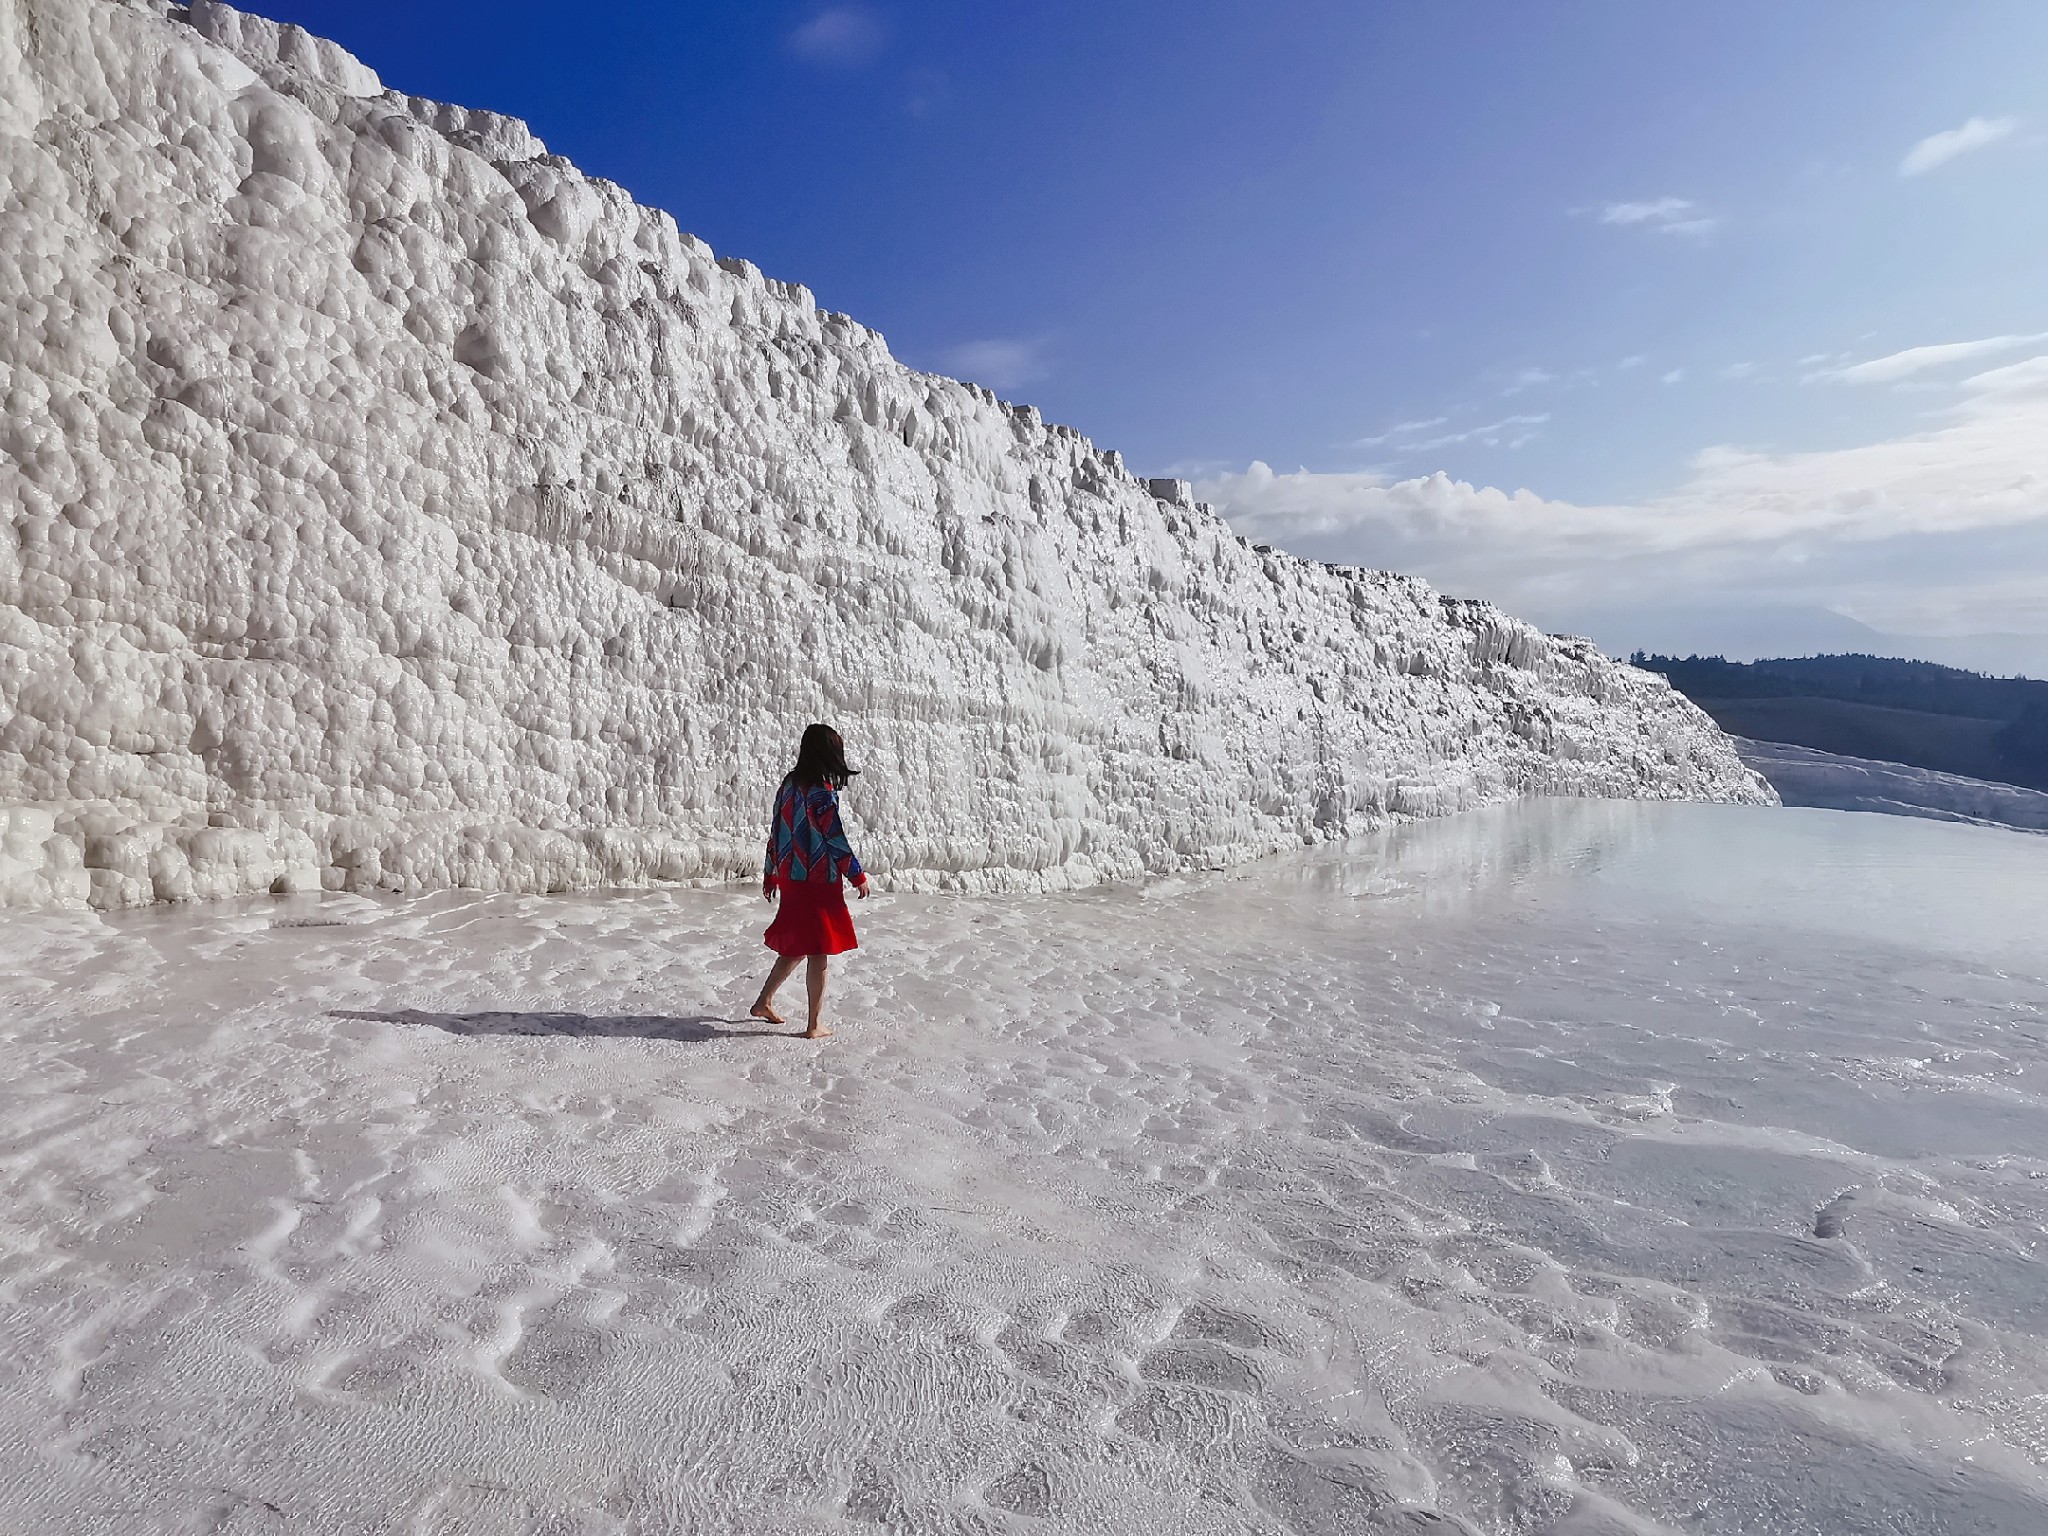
[765,779,866,889]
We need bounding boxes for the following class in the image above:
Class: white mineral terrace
[1739,738,2048,835]
[2,0,1765,915]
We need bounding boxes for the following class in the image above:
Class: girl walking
[751,724,869,1039]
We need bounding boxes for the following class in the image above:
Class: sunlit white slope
[0,0,1769,910]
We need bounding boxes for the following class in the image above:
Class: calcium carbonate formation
[0,0,1771,911]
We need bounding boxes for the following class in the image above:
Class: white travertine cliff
[0,0,1771,910]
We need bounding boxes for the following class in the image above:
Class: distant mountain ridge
[1635,653,2048,792]
[1528,601,2048,682]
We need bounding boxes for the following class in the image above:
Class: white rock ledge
[1737,739,2048,835]
[0,0,1772,911]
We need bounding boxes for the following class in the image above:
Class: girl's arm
[811,789,867,887]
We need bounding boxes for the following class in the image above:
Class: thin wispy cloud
[1354,417,1449,448]
[1661,369,1686,385]
[1595,198,1719,236]
[1361,413,1549,453]
[1600,198,1689,225]
[1899,115,2019,177]
[1499,366,1556,396]
[1359,411,1548,454]
[1411,413,1548,451]
[787,5,887,67]
[939,337,1050,392]
[1811,333,2048,385]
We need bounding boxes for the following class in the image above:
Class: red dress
[762,779,865,956]
[764,877,859,957]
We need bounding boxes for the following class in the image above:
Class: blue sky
[250,0,2048,668]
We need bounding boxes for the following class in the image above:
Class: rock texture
[0,0,1770,911]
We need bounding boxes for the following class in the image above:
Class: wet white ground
[2,801,2044,1535]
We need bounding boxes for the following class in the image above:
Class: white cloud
[1660,369,1686,385]
[1618,355,1648,371]
[1353,417,1448,448]
[938,337,1049,392]
[1601,198,1689,225]
[1367,414,1549,453]
[1899,115,2018,177]
[1499,366,1556,395]
[1419,413,1547,450]
[1719,362,1760,381]
[788,5,887,67]
[1596,198,1719,236]
[1964,354,2048,396]
[1193,354,2048,638]
[1811,333,2048,384]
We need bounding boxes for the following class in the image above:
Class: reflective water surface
[1288,798,2048,974]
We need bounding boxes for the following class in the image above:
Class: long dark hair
[785,723,857,791]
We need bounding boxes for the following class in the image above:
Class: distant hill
[1532,600,2048,680]
[1633,653,2048,792]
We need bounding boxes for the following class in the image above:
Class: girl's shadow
[331,1009,797,1041]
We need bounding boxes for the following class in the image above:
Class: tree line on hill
[1630,653,2048,792]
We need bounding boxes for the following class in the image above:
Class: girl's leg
[751,954,801,1024]
[804,954,830,1038]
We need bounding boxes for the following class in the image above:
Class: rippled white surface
[2,801,2043,1534]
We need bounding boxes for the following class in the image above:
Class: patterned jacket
[765,779,866,888]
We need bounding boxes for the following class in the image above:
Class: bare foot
[749,1000,784,1025]
[803,1024,833,1039]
